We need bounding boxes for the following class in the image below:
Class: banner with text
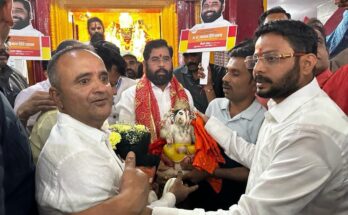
[179,25,237,53]
[8,36,51,60]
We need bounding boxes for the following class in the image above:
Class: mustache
[12,15,24,21]
[155,68,169,74]
[255,75,272,84]
[126,68,136,73]
[203,10,217,15]
[222,81,231,89]
[187,62,199,67]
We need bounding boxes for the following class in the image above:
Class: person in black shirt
[174,52,225,112]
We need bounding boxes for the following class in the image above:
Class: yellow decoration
[163,143,195,163]
[227,37,236,51]
[161,2,179,67]
[49,1,179,66]
[49,0,73,50]
[109,132,122,150]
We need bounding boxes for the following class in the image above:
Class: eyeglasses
[149,56,172,65]
[244,53,305,70]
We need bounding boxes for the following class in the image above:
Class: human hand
[179,156,194,170]
[119,152,150,214]
[160,153,175,167]
[16,91,56,124]
[169,171,199,204]
[197,64,213,85]
[195,111,209,124]
[183,168,209,184]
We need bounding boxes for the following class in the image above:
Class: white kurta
[14,79,51,127]
[36,112,176,215]
[115,82,195,123]
[36,112,124,214]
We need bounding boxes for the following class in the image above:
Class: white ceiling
[267,0,337,23]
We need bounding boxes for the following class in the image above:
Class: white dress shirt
[108,76,136,124]
[36,112,176,215]
[10,24,44,36]
[192,16,233,30]
[14,79,51,127]
[36,112,124,214]
[115,82,195,123]
[152,79,348,215]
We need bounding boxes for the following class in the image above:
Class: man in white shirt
[10,0,43,36]
[36,45,197,215]
[192,0,232,30]
[116,39,194,143]
[182,40,266,211]
[149,20,348,215]
[200,0,231,25]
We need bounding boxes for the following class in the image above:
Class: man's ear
[49,87,63,111]
[300,53,317,76]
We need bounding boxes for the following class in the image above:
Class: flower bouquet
[108,123,160,167]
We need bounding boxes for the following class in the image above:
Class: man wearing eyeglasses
[147,20,348,215]
[181,40,266,211]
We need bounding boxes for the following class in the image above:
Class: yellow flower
[109,132,122,150]
[134,124,146,131]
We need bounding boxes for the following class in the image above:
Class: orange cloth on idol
[192,113,225,193]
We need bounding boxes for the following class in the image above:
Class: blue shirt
[326,11,348,58]
[205,98,265,144]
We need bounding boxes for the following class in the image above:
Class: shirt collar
[57,112,108,144]
[267,78,321,123]
[220,98,263,121]
[181,66,189,75]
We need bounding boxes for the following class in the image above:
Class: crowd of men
[0,0,348,214]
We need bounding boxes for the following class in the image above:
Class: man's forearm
[213,167,249,182]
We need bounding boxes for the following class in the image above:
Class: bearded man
[116,39,194,143]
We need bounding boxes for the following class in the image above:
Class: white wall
[267,0,337,24]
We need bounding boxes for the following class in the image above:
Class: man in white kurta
[150,20,348,215]
[115,39,195,134]
[36,45,186,215]
[116,82,194,123]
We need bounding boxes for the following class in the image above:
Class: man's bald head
[48,44,95,89]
